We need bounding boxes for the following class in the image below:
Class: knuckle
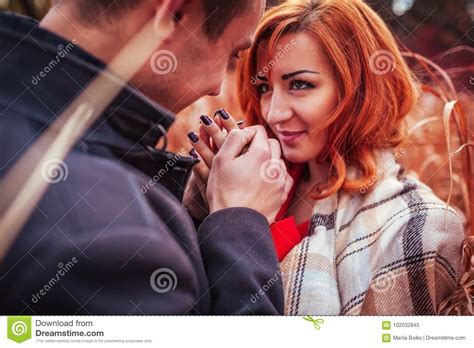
[253,147,269,160]
[227,128,241,140]
[268,138,280,148]
[254,125,266,133]
[286,178,292,188]
[212,154,224,167]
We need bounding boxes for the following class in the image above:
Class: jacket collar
[0,11,174,150]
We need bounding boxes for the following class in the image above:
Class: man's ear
[168,0,187,17]
[152,0,202,43]
[154,0,187,21]
[152,0,186,39]
[153,0,194,41]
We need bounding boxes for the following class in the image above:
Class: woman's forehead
[255,32,328,76]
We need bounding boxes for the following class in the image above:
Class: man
[0,0,291,314]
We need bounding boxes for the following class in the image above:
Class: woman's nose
[266,91,293,125]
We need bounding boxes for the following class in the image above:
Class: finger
[200,124,220,153]
[213,115,223,130]
[214,109,238,132]
[188,131,214,167]
[200,115,227,149]
[268,138,282,160]
[246,125,270,154]
[190,148,210,182]
[191,167,207,191]
[237,120,246,129]
[188,171,208,208]
[196,174,208,206]
[284,172,294,195]
[198,123,213,152]
[217,128,257,160]
[213,116,228,137]
[194,161,210,182]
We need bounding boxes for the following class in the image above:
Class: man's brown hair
[70,0,250,41]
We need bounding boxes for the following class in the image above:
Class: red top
[270,163,310,262]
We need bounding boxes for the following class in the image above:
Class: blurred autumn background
[2,0,473,236]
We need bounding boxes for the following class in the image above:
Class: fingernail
[200,115,213,126]
[187,131,199,143]
[189,148,198,159]
[237,120,246,127]
[215,108,230,120]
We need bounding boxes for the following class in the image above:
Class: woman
[185,0,464,315]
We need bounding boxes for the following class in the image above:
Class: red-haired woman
[185,0,464,315]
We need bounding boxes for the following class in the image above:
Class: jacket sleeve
[26,224,203,315]
[197,207,284,314]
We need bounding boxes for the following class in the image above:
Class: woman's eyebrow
[282,70,320,80]
[254,70,319,82]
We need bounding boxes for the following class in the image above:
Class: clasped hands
[183,109,294,224]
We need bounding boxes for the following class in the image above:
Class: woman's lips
[278,130,307,145]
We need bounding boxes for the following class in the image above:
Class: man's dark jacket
[0,12,284,315]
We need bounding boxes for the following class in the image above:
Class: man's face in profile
[134,0,266,114]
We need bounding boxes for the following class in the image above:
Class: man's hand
[206,126,293,224]
[184,109,293,224]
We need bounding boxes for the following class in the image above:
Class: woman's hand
[183,109,242,220]
[185,109,293,224]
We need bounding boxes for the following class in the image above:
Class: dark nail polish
[200,115,213,126]
[187,131,199,143]
[237,120,246,127]
[215,108,230,120]
[189,148,198,159]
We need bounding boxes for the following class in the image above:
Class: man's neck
[39,5,150,64]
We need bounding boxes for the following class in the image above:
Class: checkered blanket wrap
[281,150,465,315]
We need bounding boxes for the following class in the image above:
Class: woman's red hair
[238,0,420,199]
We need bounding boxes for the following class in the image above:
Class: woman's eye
[290,80,315,90]
[256,84,270,95]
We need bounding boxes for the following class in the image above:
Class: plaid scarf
[281,149,465,315]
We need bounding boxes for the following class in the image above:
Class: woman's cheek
[259,100,270,123]
[299,94,334,129]
[303,131,326,160]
